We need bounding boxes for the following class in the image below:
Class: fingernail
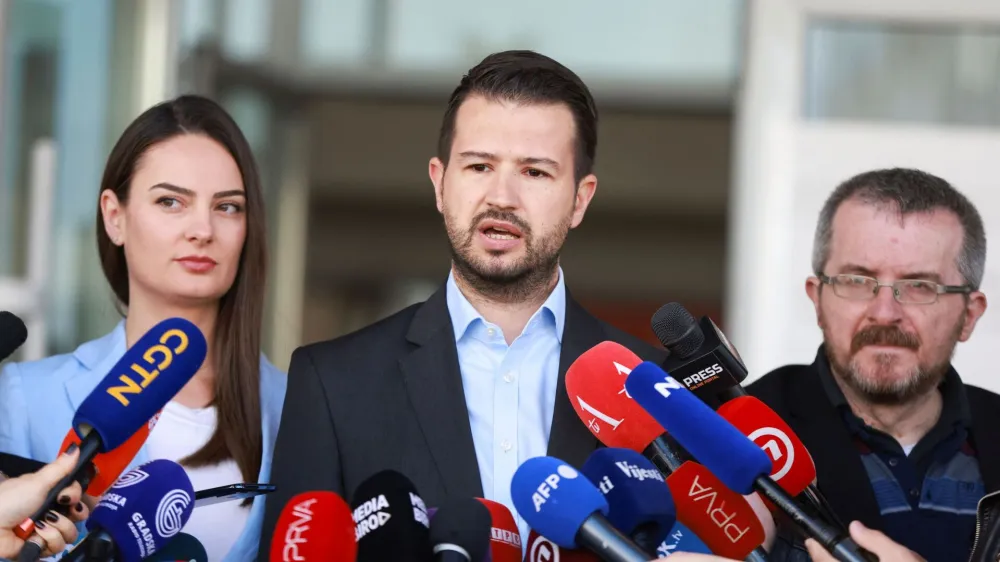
[65,443,78,455]
[45,511,59,523]
[58,494,71,505]
[35,520,46,530]
[75,503,84,513]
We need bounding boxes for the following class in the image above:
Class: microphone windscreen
[524,530,599,561]
[269,491,356,562]
[0,311,27,362]
[665,461,765,559]
[655,521,713,557]
[580,448,675,547]
[650,304,704,359]
[86,459,195,561]
[144,532,208,562]
[58,410,161,495]
[625,361,772,494]
[475,498,522,562]
[430,497,492,562]
[350,469,431,562]
[565,341,664,451]
[510,456,607,548]
[73,318,206,450]
[717,396,816,497]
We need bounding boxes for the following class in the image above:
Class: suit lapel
[400,286,483,498]
[788,370,884,531]
[546,294,604,469]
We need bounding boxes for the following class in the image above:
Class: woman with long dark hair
[0,94,286,561]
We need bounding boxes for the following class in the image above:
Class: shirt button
[909,488,919,497]
[503,372,516,383]
[501,440,512,452]
[888,458,898,467]
[487,328,496,337]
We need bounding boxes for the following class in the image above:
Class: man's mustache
[851,324,920,353]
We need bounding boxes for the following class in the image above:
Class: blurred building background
[1,0,999,392]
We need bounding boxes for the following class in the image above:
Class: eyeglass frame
[815,273,973,304]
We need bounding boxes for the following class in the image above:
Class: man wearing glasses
[749,168,1000,562]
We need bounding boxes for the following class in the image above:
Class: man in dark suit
[748,169,1000,562]
[258,50,666,555]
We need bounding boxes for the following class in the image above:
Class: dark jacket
[748,348,1000,561]
[257,283,667,558]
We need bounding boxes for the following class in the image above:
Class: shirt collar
[446,267,566,344]
[814,344,972,429]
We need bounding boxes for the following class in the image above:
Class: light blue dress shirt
[446,267,566,546]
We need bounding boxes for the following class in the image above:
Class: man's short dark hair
[812,167,987,289]
[437,50,598,183]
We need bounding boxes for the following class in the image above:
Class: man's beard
[823,317,964,406]
[444,206,571,303]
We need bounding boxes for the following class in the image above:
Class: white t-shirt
[145,401,250,561]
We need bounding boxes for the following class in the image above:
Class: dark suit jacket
[748,348,1000,561]
[258,283,667,557]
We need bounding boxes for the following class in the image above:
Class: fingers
[26,446,80,489]
[55,480,83,512]
[67,500,89,523]
[31,510,78,557]
[804,537,836,562]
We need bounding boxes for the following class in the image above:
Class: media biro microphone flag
[16,318,206,545]
[57,411,161,496]
[60,459,195,562]
[524,531,599,561]
[475,498,522,562]
[268,491,356,562]
[580,447,676,555]
[0,311,27,363]
[351,469,432,562]
[429,498,492,562]
[655,521,714,558]
[625,361,877,562]
[510,456,650,562]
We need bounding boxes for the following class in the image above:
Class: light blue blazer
[0,321,287,562]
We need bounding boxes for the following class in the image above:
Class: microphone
[564,341,770,559]
[16,318,206,544]
[510,456,650,562]
[651,303,747,410]
[524,530,599,561]
[474,498,522,562]
[268,491,356,562]
[143,533,207,562]
[653,304,847,532]
[579,448,676,555]
[0,312,27,363]
[61,459,196,562]
[664,461,766,559]
[625,361,876,562]
[654,522,714,558]
[430,498,492,562]
[57,410,161,496]
[350,469,432,562]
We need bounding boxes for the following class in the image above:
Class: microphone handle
[801,483,849,534]
[576,512,650,562]
[643,434,685,474]
[753,476,874,562]
[744,547,771,562]
[59,530,116,562]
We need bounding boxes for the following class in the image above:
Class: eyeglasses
[817,273,972,304]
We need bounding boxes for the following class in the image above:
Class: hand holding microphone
[0,447,89,560]
[805,521,924,562]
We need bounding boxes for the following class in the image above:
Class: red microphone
[717,396,815,498]
[666,461,766,560]
[523,530,599,561]
[268,491,356,562]
[476,498,522,562]
[57,410,161,495]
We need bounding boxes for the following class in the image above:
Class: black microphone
[429,497,492,562]
[652,302,848,534]
[350,469,433,562]
[0,312,27,363]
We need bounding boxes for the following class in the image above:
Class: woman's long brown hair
[95,95,268,493]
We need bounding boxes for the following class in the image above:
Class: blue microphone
[625,361,876,562]
[24,319,205,531]
[510,456,649,562]
[63,459,195,561]
[656,522,713,557]
[580,448,676,555]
